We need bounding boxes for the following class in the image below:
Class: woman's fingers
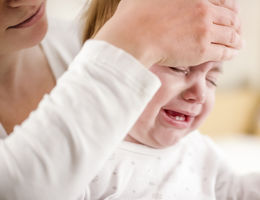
[210,2,242,49]
[208,0,239,12]
[96,0,243,67]
[211,24,242,49]
[212,6,241,33]
[209,43,239,62]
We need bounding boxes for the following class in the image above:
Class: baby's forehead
[191,61,223,73]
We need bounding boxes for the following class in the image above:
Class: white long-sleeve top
[0,40,161,200]
[83,131,260,200]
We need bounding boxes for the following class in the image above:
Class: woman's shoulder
[41,17,82,79]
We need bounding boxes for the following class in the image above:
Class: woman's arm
[0,40,161,200]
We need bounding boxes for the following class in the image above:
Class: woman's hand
[95,0,242,68]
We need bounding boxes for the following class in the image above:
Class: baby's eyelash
[169,67,190,75]
[207,79,218,87]
[169,67,218,87]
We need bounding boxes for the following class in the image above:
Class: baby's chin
[149,132,188,149]
[157,127,202,148]
[124,126,198,149]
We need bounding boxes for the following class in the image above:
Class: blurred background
[46,0,260,174]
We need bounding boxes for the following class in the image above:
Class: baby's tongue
[165,110,185,118]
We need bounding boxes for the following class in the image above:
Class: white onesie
[83,131,260,200]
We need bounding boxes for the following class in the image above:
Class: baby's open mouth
[161,108,197,130]
[164,110,189,122]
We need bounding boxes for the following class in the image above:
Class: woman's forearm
[0,40,160,200]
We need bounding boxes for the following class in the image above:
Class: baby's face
[125,62,222,148]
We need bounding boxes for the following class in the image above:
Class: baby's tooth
[175,116,185,121]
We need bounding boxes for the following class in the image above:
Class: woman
[0,0,242,199]
[0,0,81,134]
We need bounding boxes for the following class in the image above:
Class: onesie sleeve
[207,137,260,200]
[0,40,161,200]
[216,164,260,199]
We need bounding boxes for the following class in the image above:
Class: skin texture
[0,0,55,134]
[95,0,242,67]
[125,62,222,148]
[0,0,47,54]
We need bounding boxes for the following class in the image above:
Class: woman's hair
[81,0,121,43]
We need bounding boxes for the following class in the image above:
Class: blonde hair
[81,0,121,43]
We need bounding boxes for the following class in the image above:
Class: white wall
[46,0,85,20]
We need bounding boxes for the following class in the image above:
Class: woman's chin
[24,16,48,48]
[6,14,48,52]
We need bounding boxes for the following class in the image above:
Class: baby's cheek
[192,105,211,130]
[206,95,216,114]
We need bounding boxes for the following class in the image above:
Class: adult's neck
[0,45,46,96]
[0,50,24,93]
[0,45,55,134]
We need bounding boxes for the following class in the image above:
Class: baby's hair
[81,0,121,42]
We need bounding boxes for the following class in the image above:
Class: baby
[81,63,260,200]
[82,62,238,199]
[80,0,260,199]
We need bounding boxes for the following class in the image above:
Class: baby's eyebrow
[210,65,223,74]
